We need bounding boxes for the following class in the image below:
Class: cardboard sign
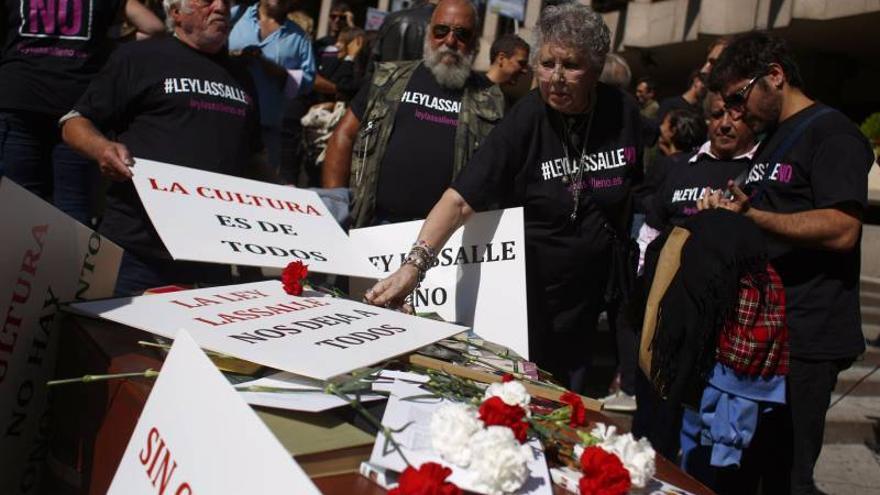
[131,158,375,277]
[350,208,529,358]
[107,330,321,495]
[0,179,123,495]
[71,281,467,380]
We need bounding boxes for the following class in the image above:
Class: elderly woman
[365,3,643,391]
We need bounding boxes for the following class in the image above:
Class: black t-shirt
[0,0,124,117]
[745,103,873,360]
[351,64,463,223]
[647,152,750,229]
[452,84,642,337]
[73,36,261,259]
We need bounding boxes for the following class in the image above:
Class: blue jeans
[0,111,98,226]
[114,251,235,297]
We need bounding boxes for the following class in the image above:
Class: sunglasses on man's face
[431,24,473,43]
[722,72,766,118]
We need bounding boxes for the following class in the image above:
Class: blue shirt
[228,4,316,126]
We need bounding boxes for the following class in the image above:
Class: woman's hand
[364,264,421,311]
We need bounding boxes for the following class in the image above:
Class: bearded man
[321,0,505,227]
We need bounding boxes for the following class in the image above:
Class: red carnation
[388,462,462,495]
[560,391,587,427]
[501,373,515,383]
[478,396,529,443]
[578,446,631,495]
[281,260,309,296]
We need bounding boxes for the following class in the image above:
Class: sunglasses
[431,24,473,43]
[723,72,766,118]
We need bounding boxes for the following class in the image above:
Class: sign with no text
[131,158,375,277]
[107,330,321,495]
[71,281,466,380]
[350,208,529,358]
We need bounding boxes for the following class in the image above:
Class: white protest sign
[350,208,529,358]
[0,179,123,495]
[71,280,466,380]
[131,158,375,277]
[107,330,321,495]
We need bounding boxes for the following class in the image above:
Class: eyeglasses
[535,60,587,82]
[431,24,473,43]
[723,72,765,118]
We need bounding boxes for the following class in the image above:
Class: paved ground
[815,444,880,495]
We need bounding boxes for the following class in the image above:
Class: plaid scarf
[716,263,789,377]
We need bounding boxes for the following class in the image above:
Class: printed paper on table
[350,208,529,358]
[71,280,466,380]
[107,330,321,495]
[131,158,375,277]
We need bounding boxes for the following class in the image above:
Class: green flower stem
[435,341,566,392]
[324,382,413,467]
[48,369,159,387]
[448,337,559,380]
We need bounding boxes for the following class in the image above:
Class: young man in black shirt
[700,32,873,494]
[62,0,263,296]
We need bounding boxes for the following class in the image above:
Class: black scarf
[648,209,768,408]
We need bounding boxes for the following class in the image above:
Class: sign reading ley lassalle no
[131,159,375,277]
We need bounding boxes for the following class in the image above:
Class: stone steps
[835,364,880,397]
[824,394,879,444]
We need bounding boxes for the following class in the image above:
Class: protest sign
[350,208,529,358]
[0,179,122,495]
[131,158,375,277]
[71,280,466,380]
[107,330,321,495]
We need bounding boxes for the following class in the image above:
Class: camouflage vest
[349,60,505,228]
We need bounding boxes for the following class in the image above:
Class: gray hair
[599,53,631,89]
[533,2,610,72]
[163,0,190,30]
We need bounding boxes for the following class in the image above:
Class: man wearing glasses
[699,32,873,494]
[322,0,504,228]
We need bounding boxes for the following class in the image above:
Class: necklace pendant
[570,211,577,221]
[561,176,569,184]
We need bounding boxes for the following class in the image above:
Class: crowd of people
[0,1,875,494]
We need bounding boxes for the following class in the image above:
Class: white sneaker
[599,391,637,412]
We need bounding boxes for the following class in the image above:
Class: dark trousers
[0,110,99,226]
[114,251,234,297]
[787,356,853,494]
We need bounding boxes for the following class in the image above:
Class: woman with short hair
[364,2,643,391]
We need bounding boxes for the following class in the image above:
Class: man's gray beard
[423,41,474,90]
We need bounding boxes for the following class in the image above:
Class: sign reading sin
[27,0,86,36]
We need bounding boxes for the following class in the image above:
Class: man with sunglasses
[699,32,874,494]
[322,0,504,228]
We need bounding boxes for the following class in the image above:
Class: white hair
[533,2,610,72]
[422,36,476,90]
[163,0,191,30]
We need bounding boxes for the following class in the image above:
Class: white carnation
[468,426,531,494]
[484,380,531,411]
[593,426,656,488]
[430,403,483,467]
[590,422,619,442]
